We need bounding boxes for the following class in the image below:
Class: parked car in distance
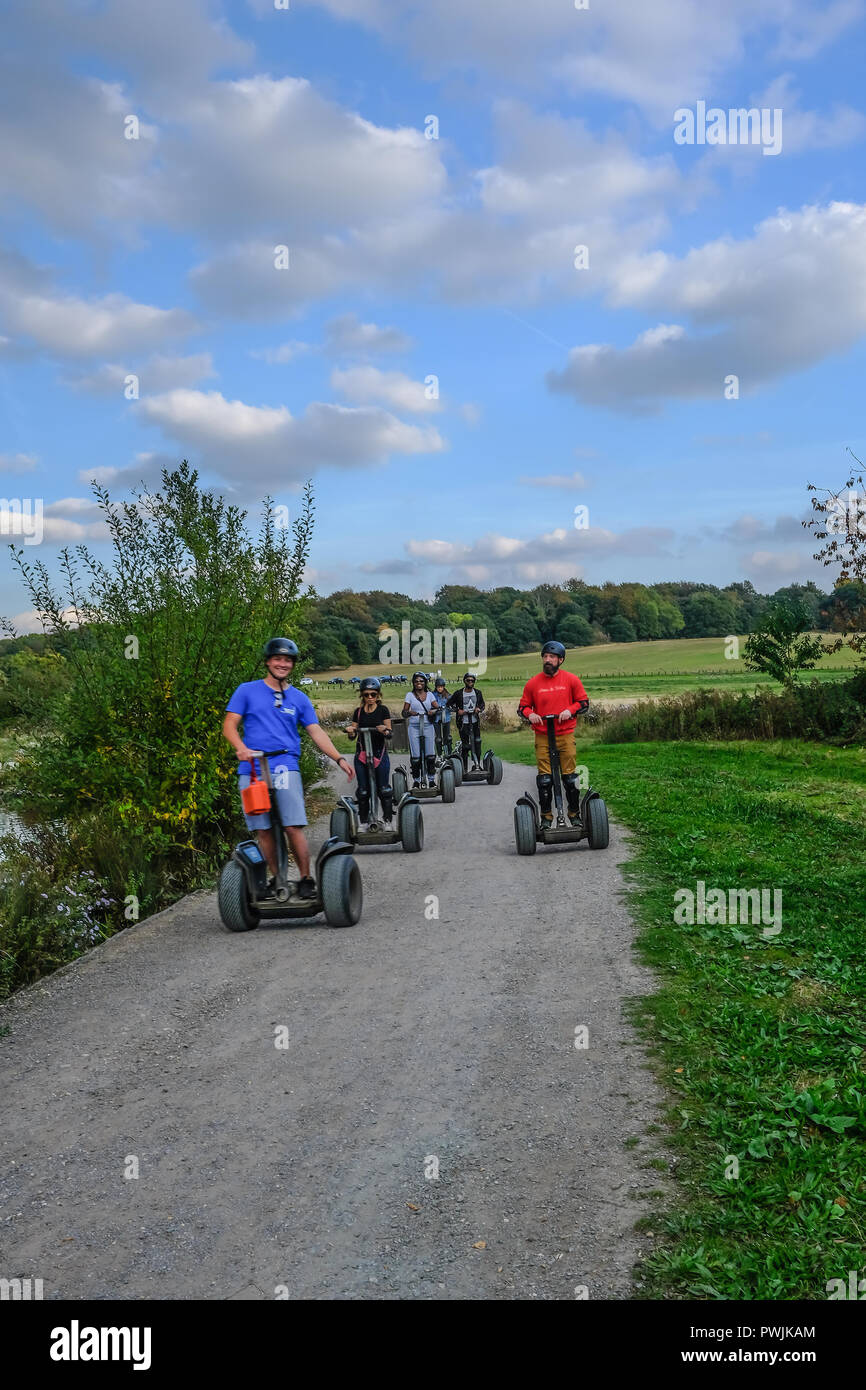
[327,676,345,685]
[299,677,313,685]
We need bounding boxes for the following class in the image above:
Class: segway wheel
[449,756,463,787]
[400,801,424,853]
[218,860,260,932]
[440,765,456,803]
[586,796,610,850]
[320,853,363,928]
[330,805,353,842]
[392,767,409,801]
[487,754,503,786]
[514,803,537,856]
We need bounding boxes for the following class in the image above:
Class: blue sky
[1,0,865,626]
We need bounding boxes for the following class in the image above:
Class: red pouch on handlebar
[242,762,271,814]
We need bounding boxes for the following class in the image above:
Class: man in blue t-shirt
[222,637,354,898]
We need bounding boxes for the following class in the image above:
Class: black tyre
[586,796,610,850]
[488,754,503,786]
[400,801,424,853]
[329,805,353,842]
[451,756,464,786]
[514,803,537,856]
[320,853,363,927]
[440,765,456,803]
[392,767,409,801]
[218,859,260,932]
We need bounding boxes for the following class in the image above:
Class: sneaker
[296,875,317,900]
[541,814,554,827]
[568,812,581,828]
[412,779,421,789]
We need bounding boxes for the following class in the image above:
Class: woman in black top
[345,676,393,827]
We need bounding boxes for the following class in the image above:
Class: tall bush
[2,462,317,879]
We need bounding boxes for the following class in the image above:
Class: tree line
[306,578,865,670]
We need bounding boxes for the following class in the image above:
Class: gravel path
[0,760,666,1300]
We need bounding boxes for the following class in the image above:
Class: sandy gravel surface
[0,760,666,1300]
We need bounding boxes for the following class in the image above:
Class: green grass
[488,728,866,1300]
[307,635,857,710]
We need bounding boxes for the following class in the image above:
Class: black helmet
[463,671,477,682]
[412,671,428,685]
[263,637,299,660]
[359,676,381,694]
[541,641,566,661]
[434,677,446,688]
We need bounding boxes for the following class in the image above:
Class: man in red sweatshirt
[518,640,589,827]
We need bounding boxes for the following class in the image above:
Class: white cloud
[548,202,866,411]
[519,471,588,489]
[404,521,674,584]
[249,341,311,365]
[743,548,816,587]
[324,313,412,356]
[331,365,441,413]
[302,0,857,119]
[0,252,196,359]
[136,388,446,485]
[67,353,215,395]
[190,102,692,314]
[157,77,446,240]
[771,0,864,61]
[0,453,38,472]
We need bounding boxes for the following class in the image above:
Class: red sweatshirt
[518,669,588,735]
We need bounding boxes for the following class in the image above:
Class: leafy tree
[743,600,827,687]
[607,615,637,642]
[496,604,541,652]
[433,585,484,611]
[805,455,866,656]
[680,592,738,638]
[558,613,595,646]
[0,647,72,723]
[2,462,316,870]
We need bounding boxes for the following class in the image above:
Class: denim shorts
[239,766,307,829]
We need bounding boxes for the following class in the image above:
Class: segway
[392,713,456,803]
[330,726,424,852]
[432,702,463,786]
[453,710,503,786]
[513,715,609,854]
[219,751,362,929]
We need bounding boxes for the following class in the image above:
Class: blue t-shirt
[226,681,318,775]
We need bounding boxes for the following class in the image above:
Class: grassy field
[308,635,857,712]
[486,727,866,1300]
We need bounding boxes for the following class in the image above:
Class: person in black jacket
[447,672,486,771]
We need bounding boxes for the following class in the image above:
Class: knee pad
[535,774,553,789]
[562,772,579,787]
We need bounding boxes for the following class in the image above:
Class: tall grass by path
[488,729,866,1299]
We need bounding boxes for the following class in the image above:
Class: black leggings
[457,713,481,763]
[354,752,391,815]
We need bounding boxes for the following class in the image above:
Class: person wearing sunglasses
[222,637,353,898]
[401,671,438,787]
[345,676,393,829]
